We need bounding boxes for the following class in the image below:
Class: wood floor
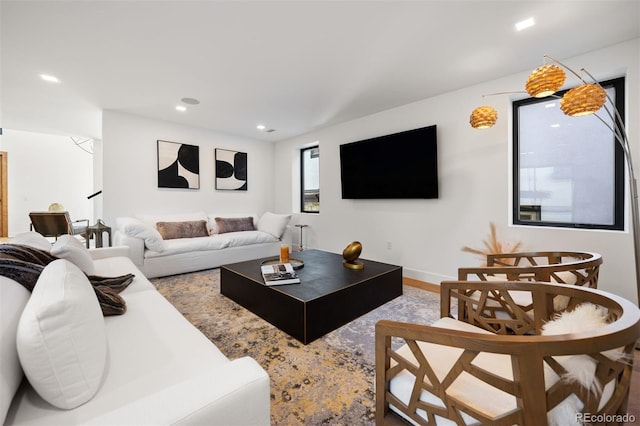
[403,277,640,422]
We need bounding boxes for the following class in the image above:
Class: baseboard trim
[403,277,440,293]
[402,267,454,289]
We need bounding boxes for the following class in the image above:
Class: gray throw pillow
[156,220,209,240]
[214,217,256,234]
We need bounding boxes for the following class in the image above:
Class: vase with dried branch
[461,222,523,266]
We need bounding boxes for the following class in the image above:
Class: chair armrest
[73,218,90,226]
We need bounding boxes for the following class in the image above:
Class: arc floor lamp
[470,55,640,307]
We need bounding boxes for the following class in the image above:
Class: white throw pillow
[116,216,165,252]
[10,231,51,252]
[257,212,291,239]
[51,234,96,275]
[16,260,107,409]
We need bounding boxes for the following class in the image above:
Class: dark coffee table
[220,249,402,344]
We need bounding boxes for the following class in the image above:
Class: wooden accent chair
[456,251,603,333]
[28,211,89,240]
[459,251,602,287]
[375,281,640,425]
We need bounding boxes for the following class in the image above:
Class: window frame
[512,77,625,231]
[300,145,320,214]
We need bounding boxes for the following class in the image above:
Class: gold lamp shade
[525,64,566,98]
[560,83,607,117]
[469,106,497,129]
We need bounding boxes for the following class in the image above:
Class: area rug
[151,268,448,425]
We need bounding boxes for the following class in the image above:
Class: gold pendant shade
[469,106,498,129]
[560,83,607,117]
[525,64,566,97]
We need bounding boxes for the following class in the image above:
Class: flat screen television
[339,125,438,199]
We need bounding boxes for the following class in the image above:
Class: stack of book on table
[261,263,300,285]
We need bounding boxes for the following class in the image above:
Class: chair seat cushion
[390,317,511,424]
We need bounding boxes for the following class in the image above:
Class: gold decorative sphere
[343,241,362,262]
[343,241,364,269]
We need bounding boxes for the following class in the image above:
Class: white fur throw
[541,303,625,426]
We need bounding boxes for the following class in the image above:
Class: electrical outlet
[386,241,392,250]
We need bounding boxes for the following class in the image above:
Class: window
[300,146,319,213]
[513,77,625,230]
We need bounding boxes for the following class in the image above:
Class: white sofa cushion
[0,278,31,424]
[144,235,230,259]
[10,231,51,251]
[116,216,165,252]
[50,234,96,275]
[257,212,291,239]
[224,230,279,247]
[92,255,157,294]
[16,260,107,409]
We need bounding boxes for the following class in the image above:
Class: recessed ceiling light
[40,74,60,83]
[181,97,200,105]
[256,124,266,131]
[515,17,535,31]
[545,103,556,108]
[551,124,560,128]
[176,105,187,112]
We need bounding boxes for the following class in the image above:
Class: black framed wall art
[157,140,200,189]
[215,148,247,190]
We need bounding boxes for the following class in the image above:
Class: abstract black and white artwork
[215,148,247,190]
[157,140,200,189]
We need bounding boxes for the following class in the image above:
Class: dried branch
[461,222,523,265]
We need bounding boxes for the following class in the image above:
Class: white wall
[0,129,94,235]
[274,39,640,304]
[101,110,276,228]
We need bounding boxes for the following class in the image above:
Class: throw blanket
[0,244,134,316]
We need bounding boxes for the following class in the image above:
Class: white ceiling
[1,1,639,142]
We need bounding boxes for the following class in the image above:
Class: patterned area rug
[151,268,446,425]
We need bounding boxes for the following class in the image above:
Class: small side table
[294,224,308,251]
[86,220,112,248]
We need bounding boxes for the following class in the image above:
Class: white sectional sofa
[1,233,270,425]
[113,211,291,278]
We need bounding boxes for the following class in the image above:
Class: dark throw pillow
[215,217,256,234]
[156,220,209,240]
